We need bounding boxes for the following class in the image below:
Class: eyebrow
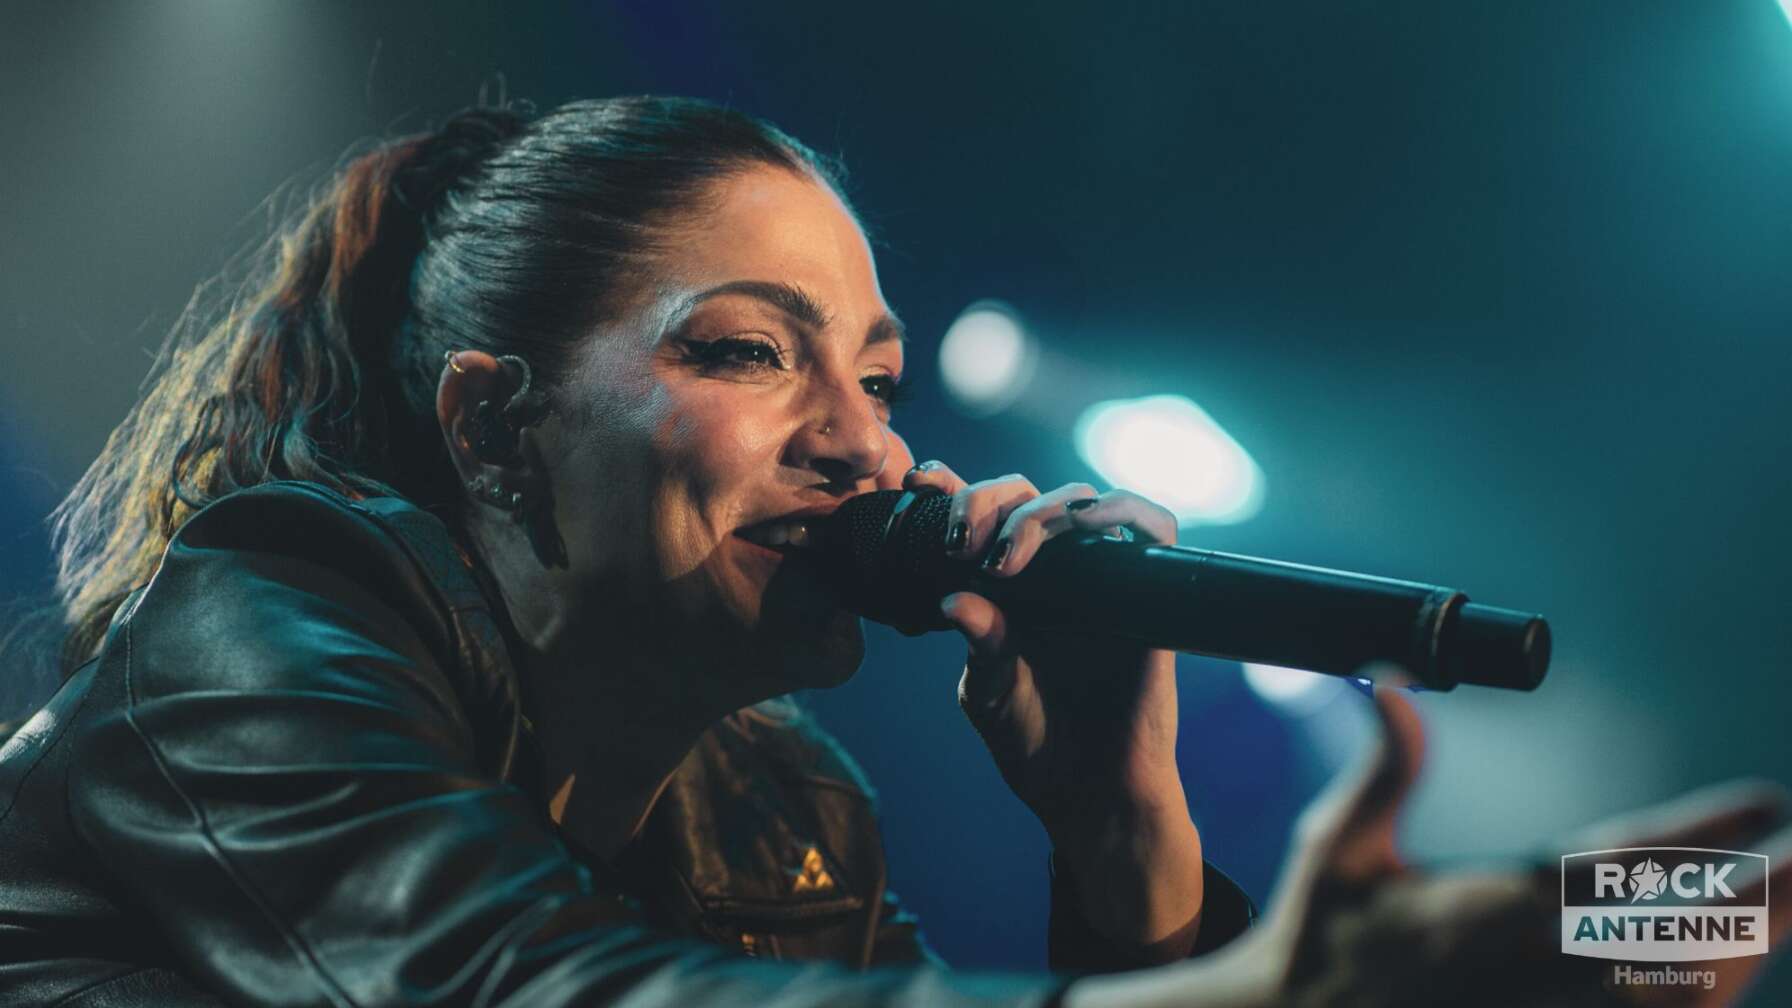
[679,279,907,348]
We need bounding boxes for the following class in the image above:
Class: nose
[789,375,887,489]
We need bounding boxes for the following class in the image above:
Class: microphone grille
[820,489,956,634]
[835,489,900,581]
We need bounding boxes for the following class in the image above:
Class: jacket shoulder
[118,480,519,773]
[165,480,468,615]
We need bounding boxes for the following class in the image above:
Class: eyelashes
[861,373,915,407]
[680,336,911,408]
[682,335,787,370]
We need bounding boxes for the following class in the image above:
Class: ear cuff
[450,353,550,465]
[447,351,550,515]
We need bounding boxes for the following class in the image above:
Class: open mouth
[733,518,821,554]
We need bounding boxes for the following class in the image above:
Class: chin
[743,606,865,692]
[794,610,865,689]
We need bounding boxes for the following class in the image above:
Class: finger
[1290,668,1425,881]
[1063,488,1179,546]
[1326,680,1427,881]
[946,474,1039,559]
[944,592,1021,725]
[940,591,1009,657]
[982,482,1099,577]
[1556,778,1790,856]
[1264,674,1425,941]
[902,458,970,496]
[1673,827,1792,1008]
[1716,821,1792,940]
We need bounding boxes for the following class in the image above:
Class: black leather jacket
[0,481,1254,1006]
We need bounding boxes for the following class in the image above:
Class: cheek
[877,425,916,491]
[650,386,791,541]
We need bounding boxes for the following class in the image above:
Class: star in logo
[1629,858,1668,902]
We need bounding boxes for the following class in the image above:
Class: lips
[736,518,819,550]
[734,516,820,548]
[732,508,848,606]
[732,505,839,555]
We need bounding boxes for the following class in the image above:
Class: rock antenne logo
[1561,847,1768,962]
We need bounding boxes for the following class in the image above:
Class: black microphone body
[817,489,1549,692]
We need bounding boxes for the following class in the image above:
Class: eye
[861,372,913,408]
[682,336,787,371]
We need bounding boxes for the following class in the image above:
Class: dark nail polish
[983,538,1012,570]
[946,522,968,552]
[1065,498,1098,513]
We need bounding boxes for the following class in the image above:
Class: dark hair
[49,96,850,674]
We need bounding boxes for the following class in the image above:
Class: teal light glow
[938,301,1035,416]
[1073,394,1264,525]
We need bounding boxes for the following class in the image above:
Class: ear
[437,350,538,509]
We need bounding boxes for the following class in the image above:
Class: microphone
[815,488,1549,692]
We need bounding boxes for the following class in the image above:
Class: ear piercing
[450,351,543,517]
[465,476,524,511]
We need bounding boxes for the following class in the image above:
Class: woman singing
[0,97,1784,1007]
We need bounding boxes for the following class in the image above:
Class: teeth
[745,520,813,549]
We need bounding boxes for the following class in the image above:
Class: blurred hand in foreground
[1066,677,1792,1008]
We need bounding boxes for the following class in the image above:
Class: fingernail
[1065,498,1098,513]
[945,521,968,552]
[982,538,1012,570]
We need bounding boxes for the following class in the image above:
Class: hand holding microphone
[819,456,1552,958]
[882,460,1216,960]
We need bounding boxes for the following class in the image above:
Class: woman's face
[535,164,913,693]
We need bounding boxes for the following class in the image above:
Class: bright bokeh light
[938,301,1035,416]
[1781,0,1792,28]
[1243,662,1348,716]
[1073,394,1264,524]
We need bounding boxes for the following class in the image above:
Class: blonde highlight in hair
[50,136,435,669]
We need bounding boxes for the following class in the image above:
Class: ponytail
[50,106,528,672]
[48,95,846,677]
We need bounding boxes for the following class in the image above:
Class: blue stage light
[938,301,1035,416]
[1242,662,1348,715]
[1073,394,1264,525]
